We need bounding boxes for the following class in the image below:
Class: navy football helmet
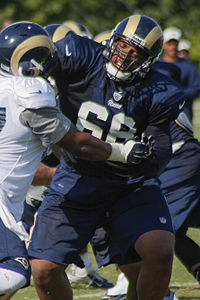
[63,21,92,39]
[44,23,72,43]
[105,15,163,82]
[94,30,111,46]
[0,21,54,77]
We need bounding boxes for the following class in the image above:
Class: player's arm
[56,122,112,161]
[20,106,135,163]
[31,162,56,186]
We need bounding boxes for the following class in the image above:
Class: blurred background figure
[160,26,200,122]
[63,20,92,39]
[178,39,191,60]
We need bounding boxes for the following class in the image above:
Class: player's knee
[0,268,27,294]
[137,232,174,271]
[31,259,65,287]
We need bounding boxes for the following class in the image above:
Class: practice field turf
[12,99,200,300]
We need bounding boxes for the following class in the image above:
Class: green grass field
[11,99,200,299]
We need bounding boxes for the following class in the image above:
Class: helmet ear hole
[18,62,40,77]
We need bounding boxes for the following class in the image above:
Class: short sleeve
[148,86,185,126]
[20,106,71,147]
[13,76,56,109]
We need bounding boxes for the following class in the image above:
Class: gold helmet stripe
[63,21,80,35]
[123,15,141,38]
[10,35,54,76]
[144,26,162,50]
[95,31,111,43]
[52,25,71,42]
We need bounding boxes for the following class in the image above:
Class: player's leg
[0,219,31,297]
[0,291,17,300]
[175,199,200,282]
[28,171,107,300]
[119,262,140,300]
[29,197,97,300]
[31,258,72,300]
[109,179,175,300]
[118,232,174,300]
[134,230,174,300]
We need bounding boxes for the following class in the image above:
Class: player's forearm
[57,131,112,161]
[32,162,56,186]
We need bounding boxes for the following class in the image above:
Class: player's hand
[125,134,155,164]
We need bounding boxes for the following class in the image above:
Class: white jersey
[0,75,71,240]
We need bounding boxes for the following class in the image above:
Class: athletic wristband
[108,140,136,163]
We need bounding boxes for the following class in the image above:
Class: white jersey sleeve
[14,76,57,109]
[14,76,71,147]
[20,106,71,147]
[0,75,70,240]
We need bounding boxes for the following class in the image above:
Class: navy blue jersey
[50,32,185,178]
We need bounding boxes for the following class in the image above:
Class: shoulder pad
[14,76,56,109]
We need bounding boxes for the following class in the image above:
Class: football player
[100,110,200,300]
[100,59,200,300]
[44,22,114,289]
[27,15,185,300]
[160,26,200,121]
[0,21,142,298]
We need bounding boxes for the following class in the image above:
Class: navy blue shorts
[28,165,173,267]
[90,226,142,268]
[0,218,31,286]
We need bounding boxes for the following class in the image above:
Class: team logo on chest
[113,91,123,102]
[107,99,122,109]
[108,90,123,109]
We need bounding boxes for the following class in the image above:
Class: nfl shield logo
[113,91,122,102]
[159,217,167,224]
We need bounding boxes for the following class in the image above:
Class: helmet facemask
[106,35,154,82]
[104,15,163,83]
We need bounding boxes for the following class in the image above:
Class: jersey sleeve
[20,106,71,147]
[54,31,102,75]
[13,76,57,109]
[148,84,185,126]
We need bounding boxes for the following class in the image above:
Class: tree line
[1,0,200,68]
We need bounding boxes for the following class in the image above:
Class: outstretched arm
[20,106,136,163]
[56,123,112,161]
